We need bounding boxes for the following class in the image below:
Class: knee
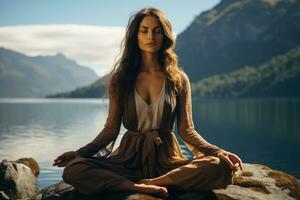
[62,165,73,183]
[203,156,230,172]
[206,156,233,188]
[189,156,220,177]
[218,158,234,186]
[62,162,83,184]
[205,157,231,176]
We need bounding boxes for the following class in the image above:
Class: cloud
[0,24,126,76]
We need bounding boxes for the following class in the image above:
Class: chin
[141,48,160,54]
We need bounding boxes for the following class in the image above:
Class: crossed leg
[138,156,233,191]
[62,159,169,198]
[62,156,232,197]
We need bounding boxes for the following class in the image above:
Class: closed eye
[139,28,163,34]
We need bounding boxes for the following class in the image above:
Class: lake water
[0,98,299,190]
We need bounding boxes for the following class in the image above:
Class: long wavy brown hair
[106,7,184,102]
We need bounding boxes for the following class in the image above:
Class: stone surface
[0,159,39,199]
[214,163,300,200]
[15,158,40,177]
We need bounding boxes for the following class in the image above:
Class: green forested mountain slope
[191,46,300,97]
[175,0,300,81]
[47,74,109,98]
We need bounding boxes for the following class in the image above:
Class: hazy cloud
[0,24,126,76]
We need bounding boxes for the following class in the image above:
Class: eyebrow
[139,26,162,29]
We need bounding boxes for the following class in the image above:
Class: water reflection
[0,98,299,189]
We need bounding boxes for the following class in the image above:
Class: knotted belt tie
[127,129,163,165]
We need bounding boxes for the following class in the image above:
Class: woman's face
[137,15,164,54]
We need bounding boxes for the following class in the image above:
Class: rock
[0,158,39,200]
[15,158,40,177]
[214,163,300,200]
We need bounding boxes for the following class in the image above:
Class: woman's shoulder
[178,70,190,86]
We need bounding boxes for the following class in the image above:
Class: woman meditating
[53,7,243,198]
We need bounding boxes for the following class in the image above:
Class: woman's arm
[76,91,123,158]
[176,72,224,157]
[177,72,243,170]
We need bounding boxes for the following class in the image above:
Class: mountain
[191,45,300,97]
[48,0,300,98]
[0,47,98,97]
[56,45,300,99]
[47,74,109,98]
[175,0,300,81]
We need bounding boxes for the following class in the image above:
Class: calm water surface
[0,98,299,189]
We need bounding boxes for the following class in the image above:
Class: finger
[228,154,238,162]
[58,161,68,167]
[53,158,65,166]
[232,157,239,164]
[55,160,64,167]
[53,159,60,164]
[54,155,64,162]
[228,154,243,170]
[53,160,61,166]
[220,155,235,170]
[233,155,243,170]
[233,154,242,165]
[220,154,237,171]
[234,160,243,171]
[239,160,244,171]
[57,163,64,167]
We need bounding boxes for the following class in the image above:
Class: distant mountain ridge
[47,0,300,98]
[175,0,300,81]
[0,47,98,97]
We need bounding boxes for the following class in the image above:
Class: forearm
[76,142,98,157]
[75,126,120,157]
[177,72,224,157]
[179,129,224,157]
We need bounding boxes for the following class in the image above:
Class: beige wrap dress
[62,72,233,194]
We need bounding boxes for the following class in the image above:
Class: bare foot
[138,176,174,187]
[137,178,152,185]
[134,183,169,198]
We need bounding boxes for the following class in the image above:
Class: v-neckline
[135,78,166,107]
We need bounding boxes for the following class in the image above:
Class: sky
[0,0,221,76]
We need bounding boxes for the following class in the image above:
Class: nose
[147,31,154,40]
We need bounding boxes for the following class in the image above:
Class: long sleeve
[176,72,224,157]
[76,91,123,158]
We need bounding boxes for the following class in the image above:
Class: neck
[140,52,160,73]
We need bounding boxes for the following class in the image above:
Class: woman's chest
[135,73,166,105]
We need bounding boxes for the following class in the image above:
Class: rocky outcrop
[0,158,299,200]
[0,158,39,200]
[214,163,300,200]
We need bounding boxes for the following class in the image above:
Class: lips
[146,42,156,45]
